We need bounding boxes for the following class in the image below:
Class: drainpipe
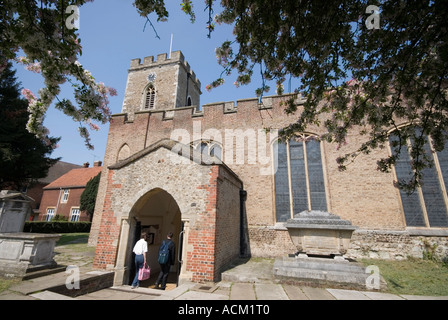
[185,72,190,106]
[54,187,63,220]
[239,189,247,257]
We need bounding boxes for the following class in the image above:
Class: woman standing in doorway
[131,232,148,289]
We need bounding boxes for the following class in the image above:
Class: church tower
[121,51,201,119]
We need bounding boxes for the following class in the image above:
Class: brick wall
[92,146,242,282]
[90,93,411,260]
[39,187,90,221]
[92,170,121,269]
[215,166,243,275]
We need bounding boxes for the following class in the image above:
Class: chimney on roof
[83,162,89,168]
[94,160,102,167]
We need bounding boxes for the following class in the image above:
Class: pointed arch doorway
[126,188,183,289]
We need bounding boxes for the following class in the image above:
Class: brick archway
[120,188,182,286]
[92,140,243,285]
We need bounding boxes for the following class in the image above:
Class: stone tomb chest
[0,191,60,278]
[273,211,370,288]
[285,210,357,258]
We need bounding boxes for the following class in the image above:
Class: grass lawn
[360,258,448,296]
[56,233,90,246]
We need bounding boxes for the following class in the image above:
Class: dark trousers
[156,263,171,289]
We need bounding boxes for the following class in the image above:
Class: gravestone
[285,210,357,259]
[0,190,60,278]
[273,210,372,289]
[0,190,32,233]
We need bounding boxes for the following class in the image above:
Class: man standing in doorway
[154,232,175,290]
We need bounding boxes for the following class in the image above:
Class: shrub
[24,221,91,233]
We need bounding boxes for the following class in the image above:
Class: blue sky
[13,1,284,166]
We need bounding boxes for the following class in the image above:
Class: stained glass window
[389,130,448,228]
[274,136,327,222]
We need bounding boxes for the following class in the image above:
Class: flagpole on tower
[169,33,173,58]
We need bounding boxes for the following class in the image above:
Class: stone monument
[273,210,372,289]
[0,190,60,278]
[285,210,357,259]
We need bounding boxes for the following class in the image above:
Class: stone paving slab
[174,290,229,300]
[0,290,37,300]
[326,288,371,300]
[362,291,405,300]
[255,283,289,300]
[153,283,196,300]
[229,283,256,300]
[282,285,309,300]
[301,286,336,300]
[30,290,77,300]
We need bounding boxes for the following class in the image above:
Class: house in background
[25,161,82,220]
[39,161,102,222]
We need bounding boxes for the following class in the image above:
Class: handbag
[138,263,151,281]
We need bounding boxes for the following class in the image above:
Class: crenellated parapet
[129,51,201,90]
[116,93,303,122]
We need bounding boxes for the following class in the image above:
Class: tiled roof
[43,166,102,190]
[40,161,82,184]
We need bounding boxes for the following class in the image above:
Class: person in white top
[131,232,148,288]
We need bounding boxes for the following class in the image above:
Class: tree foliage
[211,0,448,192]
[2,0,448,191]
[0,62,60,190]
[1,0,116,150]
[80,172,100,221]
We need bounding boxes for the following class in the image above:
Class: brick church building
[89,51,448,286]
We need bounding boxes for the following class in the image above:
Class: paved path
[71,282,448,300]
[4,266,448,301]
[1,246,447,301]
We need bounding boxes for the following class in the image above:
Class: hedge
[24,221,91,233]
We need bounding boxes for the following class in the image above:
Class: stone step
[274,256,368,273]
[273,257,370,289]
[10,269,114,297]
[22,265,66,280]
[274,266,368,285]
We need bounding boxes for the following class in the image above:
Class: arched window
[191,140,222,163]
[117,143,131,162]
[389,128,448,228]
[144,85,155,110]
[187,96,192,106]
[273,134,327,222]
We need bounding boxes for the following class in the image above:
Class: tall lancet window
[389,128,448,228]
[273,134,328,222]
[144,84,155,110]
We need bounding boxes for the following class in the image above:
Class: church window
[117,143,131,162]
[273,135,327,222]
[389,129,448,228]
[210,144,222,160]
[191,140,222,163]
[144,85,155,110]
